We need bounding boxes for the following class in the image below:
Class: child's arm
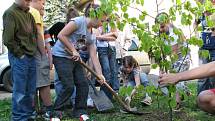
[129,69,141,98]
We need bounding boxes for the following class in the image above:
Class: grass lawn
[0,82,215,121]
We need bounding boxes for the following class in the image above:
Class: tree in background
[44,0,93,26]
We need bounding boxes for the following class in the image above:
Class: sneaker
[80,114,90,121]
[87,98,94,108]
[50,117,61,121]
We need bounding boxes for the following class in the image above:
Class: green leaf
[163,45,172,55]
[151,64,158,69]
[137,23,145,29]
[163,60,172,71]
[152,24,160,33]
[156,13,169,23]
[139,14,146,21]
[130,17,137,23]
[181,46,190,57]
[123,13,129,19]
[122,6,128,12]
[140,0,144,5]
[199,50,210,59]
[168,85,176,96]
[109,21,116,29]
[173,27,182,36]
[176,0,181,5]
[119,86,134,97]
[188,37,203,47]
[184,1,191,10]
[170,99,177,108]
[207,19,215,28]
[117,21,125,31]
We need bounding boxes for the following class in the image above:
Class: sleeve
[86,33,96,45]
[3,11,24,57]
[30,8,42,25]
[71,17,83,29]
[133,68,140,76]
[3,12,15,51]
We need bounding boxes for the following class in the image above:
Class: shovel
[88,78,114,111]
[65,48,149,115]
[79,61,150,115]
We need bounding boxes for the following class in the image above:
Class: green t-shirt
[3,3,37,57]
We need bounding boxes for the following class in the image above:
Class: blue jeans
[127,73,149,87]
[9,52,36,121]
[97,47,120,98]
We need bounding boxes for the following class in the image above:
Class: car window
[128,39,138,51]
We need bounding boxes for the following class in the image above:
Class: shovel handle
[79,61,131,111]
[65,48,133,112]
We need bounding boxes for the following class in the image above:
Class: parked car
[0,52,12,92]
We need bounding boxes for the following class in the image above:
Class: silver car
[0,52,12,92]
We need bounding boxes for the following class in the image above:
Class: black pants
[53,56,88,113]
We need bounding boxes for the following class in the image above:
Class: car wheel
[2,69,13,92]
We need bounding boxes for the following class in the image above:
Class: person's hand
[112,32,118,39]
[159,73,180,86]
[86,72,91,80]
[65,48,81,61]
[98,74,106,85]
[71,50,80,61]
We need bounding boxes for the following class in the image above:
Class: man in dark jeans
[2,0,37,120]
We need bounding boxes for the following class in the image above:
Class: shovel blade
[89,86,114,111]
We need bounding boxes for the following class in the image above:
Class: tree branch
[128,6,155,19]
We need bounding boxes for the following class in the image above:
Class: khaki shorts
[35,50,51,88]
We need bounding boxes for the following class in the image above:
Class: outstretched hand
[159,73,180,86]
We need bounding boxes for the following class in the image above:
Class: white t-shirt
[96,25,116,47]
